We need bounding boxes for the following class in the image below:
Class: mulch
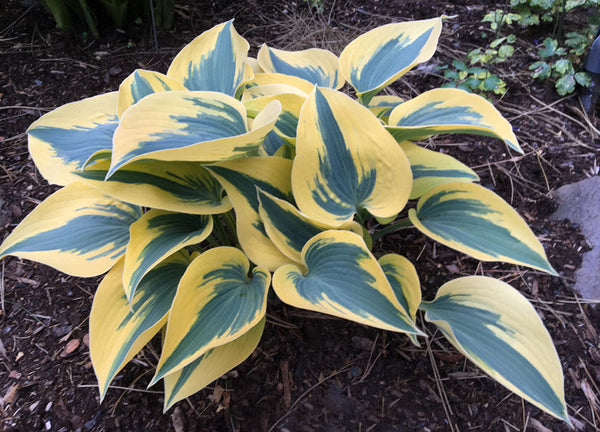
[1,1,599,431]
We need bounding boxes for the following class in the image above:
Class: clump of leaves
[37,0,174,38]
[439,10,517,96]
[530,36,593,94]
[442,2,599,96]
[512,0,599,94]
[303,0,326,14]
[0,18,571,424]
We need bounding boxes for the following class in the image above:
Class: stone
[550,176,600,302]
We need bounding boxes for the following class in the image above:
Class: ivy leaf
[482,75,505,94]
[452,60,468,71]
[553,59,574,75]
[574,72,591,87]
[444,70,460,80]
[538,38,563,58]
[465,77,482,89]
[532,0,555,9]
[555,74,576,96]
[565,31,591,55]
[517,9,540,26]
[497,44,514,60]
[529,61,552,79]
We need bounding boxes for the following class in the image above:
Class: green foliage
[439,34,515,96]
[511,0,598,94]
[37,0,174,38]
[442,0,598,97]
[483,9,521,36]
[531,36,593,95]
[439,10,518,97]
[439,59,507,96]
[0,19,570,422]
[303,0,325,14]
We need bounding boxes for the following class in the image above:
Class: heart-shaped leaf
[167,20,253,96]
[408,182,556,274]
[122,210,213,301]
[273,230,422,335]
[292,87,412,226]
[0,182,141,277]
[421,276,569,423]
[27,92,118,185]
[90,251,191,400]
[151,247,270,383]
[386,88,522,153]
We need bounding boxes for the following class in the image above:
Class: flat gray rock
[550,176,600,302]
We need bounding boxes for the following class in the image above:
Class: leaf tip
[148,371,163,388]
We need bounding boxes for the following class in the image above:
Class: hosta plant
[0,18,571,422]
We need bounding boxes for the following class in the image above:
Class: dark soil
[1,1,600,431]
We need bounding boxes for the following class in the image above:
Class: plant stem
[495,9,504,40]
[223,211,239,247]
[371,217,413,241]
[212,215,231,246]
[557,0,566,40]
[79,0,99,39]
[204,235,221,249]
[355,209,365,225]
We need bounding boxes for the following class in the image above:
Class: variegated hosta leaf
[246,57,263,73]
[408,182,556,274]
[272,230,423,335]
[163,317,265,411]
[261,131,289,157]
[77,159,231,215]
[84,149,112,167]
[367,95,404,123]
[420,276,569,422]
[273,141,295,159]
[0,182,141,277]
[27,92,118,186]
[244,93,305,147]
[292,87,412,226]
[166,20,253,96]
[109,91,281,176]
[378,254,421,320]
[206,157,296,271]
[386,88,522,154]
[117,69,186,117]
[257,189,362,263]
[339,17,443,105]
[122,210,213,301]
[241,72,314,97]
[242,83,308,101]
[257,45,343,89]
[90,251,191,400]
[398,141,479,199]
[151,247,271,384]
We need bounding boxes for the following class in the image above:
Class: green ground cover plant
[442,0,599,96]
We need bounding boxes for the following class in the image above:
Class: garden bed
[1,1,599,431]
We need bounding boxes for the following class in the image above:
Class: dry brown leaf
[171,406,186,432]
[0,384,19,407]
[60,339,80,357]
[529,417,552,432]
[212,384,224,404]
